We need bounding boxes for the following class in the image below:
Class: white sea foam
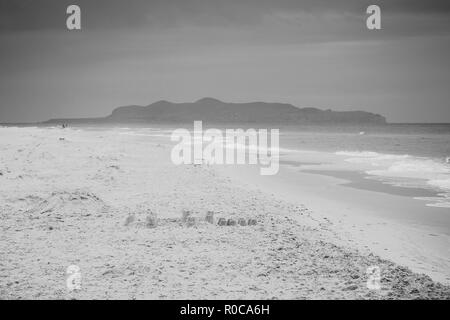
[417,195,450,208]
[336,151,409,163]
[336,150,450,207]
[367,158,450,179]
[428,179,450,191]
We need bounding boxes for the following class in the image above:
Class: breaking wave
[336,151,450,208]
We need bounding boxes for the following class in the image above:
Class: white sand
[0,126,449,299]
[217,163,450,284]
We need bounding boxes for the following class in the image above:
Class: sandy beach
[218,150,450,285]
[0,126,449,300]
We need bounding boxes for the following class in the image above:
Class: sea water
[279,124,450,208]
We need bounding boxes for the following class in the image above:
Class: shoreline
[215,158,450,284]
[0,127,449,299]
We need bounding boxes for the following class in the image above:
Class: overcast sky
[1,0,450,123]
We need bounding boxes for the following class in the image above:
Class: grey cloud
[1,0,450,123]
[1,0,450,32]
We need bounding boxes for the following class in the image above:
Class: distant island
[44,97,387,125]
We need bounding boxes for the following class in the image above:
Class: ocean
[279,124,450,208]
